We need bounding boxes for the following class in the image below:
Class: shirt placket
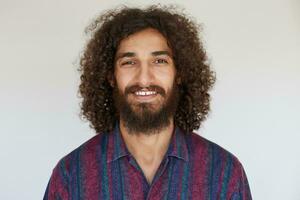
[127,155,170,200]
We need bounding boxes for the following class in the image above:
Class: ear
[176,76,182,85]
[107,72,115,87]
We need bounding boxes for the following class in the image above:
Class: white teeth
[135,91,157,96]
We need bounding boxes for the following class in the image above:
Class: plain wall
[0,0,299,199]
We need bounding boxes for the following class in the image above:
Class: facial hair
[113,82,180,135]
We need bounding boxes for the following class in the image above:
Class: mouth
[135,90,157,96]
[131,90,158,102]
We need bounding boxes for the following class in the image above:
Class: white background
[0,0,299,199]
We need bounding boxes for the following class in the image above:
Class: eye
[121,60,136,66]
[154,58,168,64]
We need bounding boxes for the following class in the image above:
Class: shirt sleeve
[43,160,70,200]
[230,164,252,200]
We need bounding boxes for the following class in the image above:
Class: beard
[113,82,180,136]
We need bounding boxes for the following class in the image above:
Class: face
[112,28,180,135]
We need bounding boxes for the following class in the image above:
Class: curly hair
[78,5,216,134]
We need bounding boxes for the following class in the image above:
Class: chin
[131,102,163,113]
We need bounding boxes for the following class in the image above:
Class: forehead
[116,28,172,55]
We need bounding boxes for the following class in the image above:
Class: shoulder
[45,133,109,198]
[186,131,245,174]
[185,132,252,198]
[51,133,107,180]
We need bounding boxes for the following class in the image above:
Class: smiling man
[44,5,252,200]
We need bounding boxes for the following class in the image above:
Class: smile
[135,90,157,96]
[131,90,159,102]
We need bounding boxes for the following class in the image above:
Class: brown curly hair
[78,5,216,134]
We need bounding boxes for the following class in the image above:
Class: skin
[112,28,178,184]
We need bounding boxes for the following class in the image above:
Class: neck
[119,118,175,164]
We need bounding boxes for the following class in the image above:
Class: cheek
[115,72,131,91]
[160,70,176,86]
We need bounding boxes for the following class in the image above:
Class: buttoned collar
[106,122,189,163]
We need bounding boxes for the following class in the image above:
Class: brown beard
[113,82,180,135]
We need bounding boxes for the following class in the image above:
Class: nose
[135,62,154,87]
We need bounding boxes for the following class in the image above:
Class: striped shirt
[44,123,252,199]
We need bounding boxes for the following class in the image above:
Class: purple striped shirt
[44,123,252,199]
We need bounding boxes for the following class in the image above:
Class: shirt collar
[106,122,189,163]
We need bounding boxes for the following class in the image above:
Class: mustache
[124,85,166,97]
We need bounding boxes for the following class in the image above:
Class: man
[44,5,252,200]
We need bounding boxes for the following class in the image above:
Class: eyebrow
[115,50,172,61]
[151,51,172,57]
